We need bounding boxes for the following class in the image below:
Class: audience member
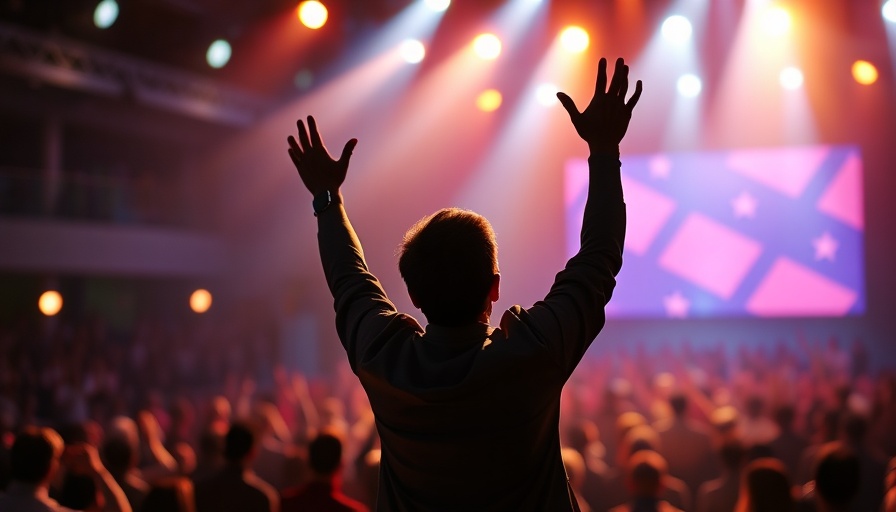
[735,458,794,512]
[653,392,718,497]
[797,441,860,512]
[609,450,683,512]
[282,433,368,512]
[140,476,195,512]
[696,439,746,512]
[194,422,279,512]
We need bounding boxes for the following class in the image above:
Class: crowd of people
[0,316,894,511]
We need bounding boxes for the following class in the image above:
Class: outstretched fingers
[607,58,625,97]
[307,116,324,148]
[556,92,580,121]
[626,80,643,112]
[296,119,311,151]
[595,57,608,94]
[339,139,359,166]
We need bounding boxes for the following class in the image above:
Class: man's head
[223,422,257,465]
[308,433,344,477]
[626,450,668,498]
[398,208,499,326]
[814,441,860,510]
[10,426,64,485]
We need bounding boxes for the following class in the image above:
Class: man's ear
[489,274,500,303]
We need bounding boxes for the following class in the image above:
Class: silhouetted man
[287,57,641,510]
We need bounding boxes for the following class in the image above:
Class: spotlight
[535,83,559,106]
[400,39,426,64]
[206,39,232,68]
[298,1,328,29]
[476,89,503,112]
[93,0,119,29]
[779,66,804,89]
[852,60,878,85]
[559,26,590,53]
[661,15,693,43]
[884,0,896,23]
[761,5,791,36]
[424,0,450,12]
[472,33,502,60]
[190,289,213,314]
[677,74,702,97]
[38,290,63,317]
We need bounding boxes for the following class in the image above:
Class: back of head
[740,458,793,512]
[814,442,860,509]
[59,473,99,511]
[101,435,136,475]
[223,422,256,465]
[627,450,668,498]
[398,208,498,326]
[308,433,343,477]
[142,477,196,512]
[10,426,63,484]
[669,392,688,418]
[773,404,796,430]
[719,438,746,472]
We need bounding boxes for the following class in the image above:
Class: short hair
[627,450,668,497]
[669,393,687,417]
[814,442,860,508]
[10,426,63,483]
[740,458,793,512]
[308,433,343,476]
[59,473,99,510]
[398,208,498,326]
[101,435,136,474]
[223,422,256,463]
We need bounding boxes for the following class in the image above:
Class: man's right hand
[557,57,642,154]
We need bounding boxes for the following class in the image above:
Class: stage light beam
[559,26,590,53]
[298,1,328,29]
[780,66,804,89]
[677,74,702,97]
[400,39,426,64]
[661,15,693,43]
[39,290,63,316]
[852,60,879,85]
[761,5,792,37]
[472,33,502,60]
[93,0,119,29]
[206,39,232,68]
[535,83,559,106]
[884,0,896,23]
[424,0,450,12]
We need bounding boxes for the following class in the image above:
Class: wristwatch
[312,190,333,216]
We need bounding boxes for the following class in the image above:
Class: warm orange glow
[852,60,879,85]
[38,290,63,316]
[476,89,503,112]
[559,26,590,53]
[298,1,328,29]
[190,289,213,314]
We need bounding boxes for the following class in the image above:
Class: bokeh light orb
[400,39,426,64]
[535,83,559,106]
[476,89,503,112]
[852,60,878,85]
[676,74,702,97]
[883,0,896,23]
[93,0,119,29]
[206,39,232,68]
[39,290,63,317]
[190,289,213,314]
[298,1,328,29]
[472,33,502,60]
[559,26,590,53]
[761,5,792,36]
[779,66,804,90]
[661,15,693,43]
[424,0,450,12]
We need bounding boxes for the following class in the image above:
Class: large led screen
[564,145,865,318]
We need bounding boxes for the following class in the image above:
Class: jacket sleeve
[513,153,626,376]
[316,203,421,373]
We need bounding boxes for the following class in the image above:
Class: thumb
[556,92,579,120]
[338,138,358,166]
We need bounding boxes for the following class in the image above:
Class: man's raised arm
[519,57,642,374]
